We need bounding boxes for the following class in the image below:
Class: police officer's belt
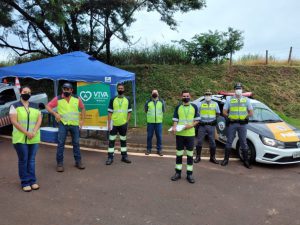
[229,119,248,125]
[199,120,217,126]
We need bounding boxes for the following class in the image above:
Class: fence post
[288,46,292,65]
[265,50,268,65]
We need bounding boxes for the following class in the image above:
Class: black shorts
[176,136,194,150]
[110,123,128,136]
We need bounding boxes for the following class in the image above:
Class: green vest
[228,97,248,120]
[112,97,129,126]
[176,104,196,137]
[200,102,217,122]
[12,102,40,144]
[57,96,80,126]
[146,100,163,123]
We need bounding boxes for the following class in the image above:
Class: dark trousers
[14,143,39,187]
[175,136,194,175]
[147,123,162,152]
[196,125,216,149]
[108,123,128,158]
[225,123,248,152]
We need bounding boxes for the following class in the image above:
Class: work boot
[106,158,113,165]
[209,147,219,164]
[193,146,202,163]
[56,163,64,172]
[171,173,181,181]
[242,150,252,169]
[221,148,231,166]
[186,174,195,184]
[75,161,85,170]
[121,156,132,164]
[157,151,163,156]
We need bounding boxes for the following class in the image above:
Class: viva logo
[80,91,109,102]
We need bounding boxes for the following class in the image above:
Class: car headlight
[260,136,285,149]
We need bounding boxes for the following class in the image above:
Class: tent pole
[132,80,137,127]
[54,80,59,96]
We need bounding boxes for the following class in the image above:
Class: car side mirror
[38,102,45,110]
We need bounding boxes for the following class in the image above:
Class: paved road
[0,137,299,225]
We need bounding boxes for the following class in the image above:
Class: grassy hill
[121,64,300,128]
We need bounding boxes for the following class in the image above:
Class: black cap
[62,83,73,89]
[234,82,242,89]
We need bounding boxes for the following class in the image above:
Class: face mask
[235,89,243,96]
[63,92,71,97]
[152,93,158,98]
[182,98,190,103]
[21,94,31,101]
[118,90,124,95]
[205,96,212,102]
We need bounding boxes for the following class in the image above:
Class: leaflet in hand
[168,125,185,132]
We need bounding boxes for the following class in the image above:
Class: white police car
[193,92,300,165]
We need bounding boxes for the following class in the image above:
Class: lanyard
[117,97,124,109]
[183,104,191,121]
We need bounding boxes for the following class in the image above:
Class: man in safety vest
[106,83,132,165]
[171,90,200,183]
[194,89,220,164]
[46,82,86,172]
[221,83,253,168]
[144,89,165,156]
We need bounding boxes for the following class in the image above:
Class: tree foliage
[0,0,206,63]
[179,27,244,64]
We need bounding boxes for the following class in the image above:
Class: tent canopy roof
[0,51,134,84]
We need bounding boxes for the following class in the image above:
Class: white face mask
[205,96,212,102]
[235,89,243,96]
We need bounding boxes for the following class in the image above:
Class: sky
[1,0,300,61]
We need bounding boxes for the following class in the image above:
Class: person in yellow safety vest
[106,83,132,165]
[194,89,220,164]
[171,90,200,184]
[9,86,42,192]
[46,82,86,172]
[221,82,253,169]
[144,89,165,156]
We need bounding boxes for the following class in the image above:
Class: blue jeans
[57,123,81,164]
[196,125,216,149]
[147,123,162,152]
[14,143,39,187]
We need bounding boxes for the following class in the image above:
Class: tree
[0,0,206,63]
[179,27,244,65]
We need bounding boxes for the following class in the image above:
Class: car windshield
[249,103,282,122]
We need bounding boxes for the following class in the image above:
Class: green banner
[77,82,110,130]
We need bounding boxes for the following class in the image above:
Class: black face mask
[152,93,158,98]
[63,92,71,97]
[182,98,190,103]
[21,94,31,101]
[118,90,124,95]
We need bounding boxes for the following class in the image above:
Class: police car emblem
[218,121,225,131]
[297,142,300,148]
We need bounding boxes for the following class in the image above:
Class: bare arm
[107,112,112,131]
[127,112,131,123]
[45,105,61,122]
[79,108,86,128]
[10,113,29,135]
[223,109,229,117]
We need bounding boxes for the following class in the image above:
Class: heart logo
[80,91,92,102]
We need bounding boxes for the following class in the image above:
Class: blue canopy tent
[0,51,137,126]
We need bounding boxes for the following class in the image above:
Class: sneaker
[157,151,163,156]
[56,164,64,172]
[22,186,32,192]
[145,151,151,155]
[31,184,40,190]
[75,162,86,170]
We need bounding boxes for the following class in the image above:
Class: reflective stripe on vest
[147,100,163,123]
[112,97,129,126]
[12,105,40,144]
[200,102,217,122]
[228,97,248,120]
[57,96,80,126]
[176,104,196,137]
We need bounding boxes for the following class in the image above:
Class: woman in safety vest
[9,86,42,192]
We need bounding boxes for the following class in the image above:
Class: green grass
[276,112,300,129]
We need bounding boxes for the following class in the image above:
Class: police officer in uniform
[145,89,165,156]
[194,89,220,164]
[171,90,200,183]
[221,83,253,168]
[46,83,86,172]
[106,83,132,165]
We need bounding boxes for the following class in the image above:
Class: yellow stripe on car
[266,122,300,142]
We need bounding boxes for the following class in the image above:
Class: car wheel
[237,140,256,163]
